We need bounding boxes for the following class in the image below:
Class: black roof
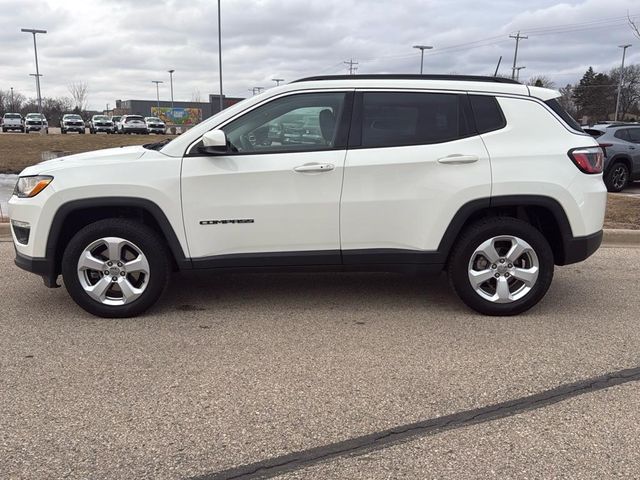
[292,74,521,84]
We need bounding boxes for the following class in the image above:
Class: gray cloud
[1,0,639,110]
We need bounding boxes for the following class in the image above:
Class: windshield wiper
[143,138,171,151]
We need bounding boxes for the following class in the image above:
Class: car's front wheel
[448,217,554,316]
[62,219,171,318]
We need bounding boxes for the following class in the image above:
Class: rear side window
[544,98,583,132]
[628,128,640,143]
[359,92,473,148]
[614,129,630,141]
[469,95,506,134]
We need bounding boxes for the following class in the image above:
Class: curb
[0,222,639,247]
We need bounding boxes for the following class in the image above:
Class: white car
[24,113,49,133]
[8,74,606,318]
[61,114,85,134]
[145,117,166,134]
[1,113,24,133]
[89,115,114,134]
[119,115,148,134]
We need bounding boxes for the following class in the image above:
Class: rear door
[626,128,640,173]
[340,90,491,263]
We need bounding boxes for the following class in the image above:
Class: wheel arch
[46,197,191,278]
[438,195,574,266]
[605,154,632,173]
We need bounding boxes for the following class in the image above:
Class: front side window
[359,92,473,148]
[220,92,347,154]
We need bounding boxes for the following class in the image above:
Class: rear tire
[448,217,554,316]
[604,162,629,192]
[62,219,171,318]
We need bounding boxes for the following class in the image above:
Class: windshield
[65,115,82,120]
[146,117,162,122]
[26,113,43,118]
[4,113,21,119]
[93,116,109,121]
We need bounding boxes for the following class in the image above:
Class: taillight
[568,146,603,174]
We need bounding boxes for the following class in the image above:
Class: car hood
[20,145,148,175]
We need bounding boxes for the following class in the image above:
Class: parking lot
[1,238,640,479]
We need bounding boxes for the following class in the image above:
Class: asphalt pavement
[1,241,640,479]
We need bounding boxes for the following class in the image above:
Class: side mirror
[200,129,229,154]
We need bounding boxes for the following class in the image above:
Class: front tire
[448,217,554,316]
[62,219,171,318]
[604,162,629,192]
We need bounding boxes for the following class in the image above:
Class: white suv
[8,75,606,318]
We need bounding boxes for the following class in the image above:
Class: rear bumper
[14,248,59,288]
[560,230,603,265]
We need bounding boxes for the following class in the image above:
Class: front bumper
[63,125,85,132]
[93,125,113,132]
[14,248,59,288]
[26,124,46,131]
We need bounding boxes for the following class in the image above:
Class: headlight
[14,175,53,198]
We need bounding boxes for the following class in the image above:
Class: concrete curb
[0,222,639,246]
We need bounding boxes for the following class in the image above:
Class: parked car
[61,114,85,134]
[1,113,24,133]
[110,115,122,133]
[89,115,114,134]
[24,113,49,133]
[120,115,148,134]
[144,117,166,134]
[583,125,640,192]
[8,74,606,318]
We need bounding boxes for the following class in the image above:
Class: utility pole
[21,28,47,113]
[217,0,224,112]
[509,31,528,80]
[344,58,359,75]
[515,66,526,81]
[106,103,109,115]
[615,44,632,121]
[168,69,175,111]
[10,87,14,111]
[151,80,163,113]
[272,78,284,86]
[249,87,264,96]
[412,45,433,74]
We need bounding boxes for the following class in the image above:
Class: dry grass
[605,194,640,230]
[0,132,175,174]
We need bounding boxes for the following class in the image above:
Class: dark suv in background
[584,124,640,192]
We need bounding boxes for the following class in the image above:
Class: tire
[1,128,5,133]
[604,162,629,192]
[61,129,67,134]
[61,218,171,318]
[448,217,554,316]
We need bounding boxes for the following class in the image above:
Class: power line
[344,58,359,75]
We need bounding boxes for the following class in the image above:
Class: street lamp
[412,45,433,74]
[272,78,284,86]
[217,0,224,112]
[151,80,163,113]
[615,44,632,122]
[515,66,526,81]
[21,28,47,113]
[10,87,14,111]
[168,69,175,110]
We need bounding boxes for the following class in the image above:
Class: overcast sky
[1,0,639,110]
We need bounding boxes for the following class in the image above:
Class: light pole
[152,80,163,113]
[10,87,14,111]
[272,78,284,86]
[515,66,526,81]
[21,28,47,113]
[168,69,175,110]
[29,73,43,103]
[217,0,224,112]
[615,44,632,122]
[412,45,433,74]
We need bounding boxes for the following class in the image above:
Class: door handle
[437,154,479,164]
[630,146,636,150]
[294,163,335,172]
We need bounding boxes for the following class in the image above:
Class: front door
[181,91,352,266]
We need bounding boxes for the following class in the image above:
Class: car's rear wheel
[604,162,629,192]
[62,219,171,318]
[448,217,554,316]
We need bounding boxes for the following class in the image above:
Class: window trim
[348,90,478,149]
[185,91,354,157]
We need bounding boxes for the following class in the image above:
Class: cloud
[1,0,638,110]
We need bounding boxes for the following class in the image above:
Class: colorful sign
[151,107,202,125]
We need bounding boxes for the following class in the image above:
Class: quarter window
[221,92,347,153]
[359,92,473,148]
[614,129,630,141]
[469,95,507,134]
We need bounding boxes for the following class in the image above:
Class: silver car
[584,124,640,192]
[24,113,49,133]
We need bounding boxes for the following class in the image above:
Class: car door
[340,90,491,264]
[181,91,353,266]
[626,128,640,174]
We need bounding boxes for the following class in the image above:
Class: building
[109,94,244,125]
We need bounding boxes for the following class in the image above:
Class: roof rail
[292,74,521,84]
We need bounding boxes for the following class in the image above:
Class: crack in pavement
[190,366,640,480]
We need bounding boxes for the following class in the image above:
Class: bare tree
[527,75,556,89]
[629,12,640,39]
[191,90,202,103]
[68,82,89,111]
